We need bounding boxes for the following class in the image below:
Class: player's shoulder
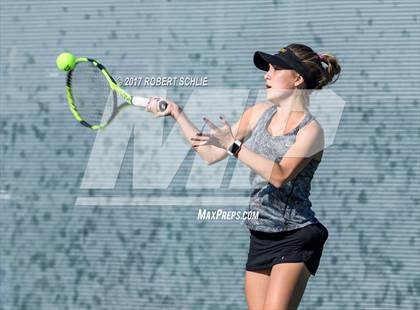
[297,114,324,139]
[245,102,273,129]
[251,102,273,113]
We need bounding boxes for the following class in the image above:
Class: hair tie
[319,53,332,61]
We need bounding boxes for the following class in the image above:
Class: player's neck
[272,95,306,116]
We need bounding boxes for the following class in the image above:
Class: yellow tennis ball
[56,52,76,71]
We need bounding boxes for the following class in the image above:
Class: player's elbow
[270,177,285,189]
[270,167,287,189]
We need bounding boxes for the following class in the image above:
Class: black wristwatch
[227,140,242,157]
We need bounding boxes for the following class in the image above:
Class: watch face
[230,143,240,154]
[229,141,242,156]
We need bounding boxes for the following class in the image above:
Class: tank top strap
[293,112,315,134]
[254,104,277,131]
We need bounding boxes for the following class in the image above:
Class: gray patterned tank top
[241,104,321,233]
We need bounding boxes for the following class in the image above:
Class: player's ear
[294,73,305,88]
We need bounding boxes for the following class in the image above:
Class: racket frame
[66,57,141,130]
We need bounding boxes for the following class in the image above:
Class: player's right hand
[146,97,181,119]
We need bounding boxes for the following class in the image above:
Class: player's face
[264,64,301,101]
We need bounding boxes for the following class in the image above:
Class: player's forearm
[236,145,284,187]
[173,108,226,164]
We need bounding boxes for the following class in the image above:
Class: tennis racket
[64,57,168,130]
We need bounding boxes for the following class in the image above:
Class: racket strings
[69,62,115,126]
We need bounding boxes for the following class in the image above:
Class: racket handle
[132,96,168,112]
[132,96,149,107]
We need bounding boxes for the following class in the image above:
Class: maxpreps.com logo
[75,88,345,207]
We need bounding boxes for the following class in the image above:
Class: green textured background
[1,1,419,309]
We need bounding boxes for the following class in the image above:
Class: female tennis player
[146,43,341,310]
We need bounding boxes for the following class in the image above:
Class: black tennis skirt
[246,222,329,276]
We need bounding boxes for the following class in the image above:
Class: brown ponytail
[318,53,341,88]
[286,43,341,90]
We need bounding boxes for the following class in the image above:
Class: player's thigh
[245,269,271,310]
[263,262,311,310]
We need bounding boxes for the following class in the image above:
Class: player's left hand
[190,116,235,151]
